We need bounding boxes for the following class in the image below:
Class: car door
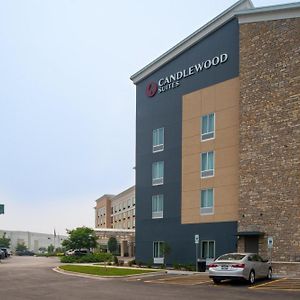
[253,254,264,278]
[257,254,269,277]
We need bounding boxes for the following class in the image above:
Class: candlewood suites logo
[145,53,228,97]
[145,82,158,97]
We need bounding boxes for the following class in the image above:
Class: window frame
[200,188,214,215]
[152,127,164,153]
[153,241,164,264]
[201,113,215,141]
[152,194,164,219]
[152,161,164,186]
[201,151,215,178]
[200,240,215,259]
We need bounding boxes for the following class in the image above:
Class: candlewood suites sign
[145,53,228,97]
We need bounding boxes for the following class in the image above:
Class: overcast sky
[0,0,294,235]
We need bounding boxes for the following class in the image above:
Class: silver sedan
[208,253,272,284]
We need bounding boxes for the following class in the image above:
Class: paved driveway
[0,256,299,300]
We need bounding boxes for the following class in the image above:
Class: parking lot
[125,272,300,292]
[1,256,300,300]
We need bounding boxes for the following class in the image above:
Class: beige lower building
[94,186,135,256]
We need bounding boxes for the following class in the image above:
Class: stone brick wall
[238,18,300,263]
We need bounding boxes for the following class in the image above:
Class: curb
[53,266,166,280]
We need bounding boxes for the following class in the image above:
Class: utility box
[197,259,206,272]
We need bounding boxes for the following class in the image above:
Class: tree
[62,227,97,250]
[0,233,10,248]
[161,242,171,265]
[16,243,27,251]
[47,244,55,253]
[107,236,118,254]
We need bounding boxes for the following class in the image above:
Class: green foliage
[0,233,11,248]
[173,262,180,270]
[97,244,108,252]
[113,255,118,265]
[16,242,28,251]
[127,259,135,267]
[55,247,65,253]
[62,227,98,250]
[172,262,195,271]
[47,244,55,253]
[161,242,171,257]
[59,265,158,276]
[60,253,113,263]
[161,242,171,265]
[107,236,118,254]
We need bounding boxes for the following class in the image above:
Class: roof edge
[130,0,253,84]
[237,2,300,24]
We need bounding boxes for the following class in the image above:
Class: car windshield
[217,254,245,261]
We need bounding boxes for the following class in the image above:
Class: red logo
[145,82,158,97]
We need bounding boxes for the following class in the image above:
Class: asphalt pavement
[0,256,299,300]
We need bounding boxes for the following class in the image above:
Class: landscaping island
[59,265,158,277]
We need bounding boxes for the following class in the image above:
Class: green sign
[0,204,4,214]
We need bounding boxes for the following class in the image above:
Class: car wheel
[213,278,222,284]
[249,270,255,285]
[267,268,272,280]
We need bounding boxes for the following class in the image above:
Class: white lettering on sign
[157,53,228,94]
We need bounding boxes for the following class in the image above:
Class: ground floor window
[201,240,215,259]
[153,241,164,264]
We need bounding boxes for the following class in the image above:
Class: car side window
[248,255,253,261]
[257,255,263,262]
[252,254,260,262]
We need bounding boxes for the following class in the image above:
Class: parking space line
[249,278,287,289]
[250,278,300,291]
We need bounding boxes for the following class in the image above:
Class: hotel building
[130,0,300,273]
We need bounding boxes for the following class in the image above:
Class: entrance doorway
[244,236,259,253]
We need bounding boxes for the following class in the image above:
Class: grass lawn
[59,265,158,276]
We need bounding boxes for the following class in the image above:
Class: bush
[113,256,118,265]
[128,259,135,267]
[60,253,113,263]
[173,262,180,270]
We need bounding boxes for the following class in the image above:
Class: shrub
[173,262,180,270]
[127,259,135,267]
[60,253,113,263]
[113,256,118,265]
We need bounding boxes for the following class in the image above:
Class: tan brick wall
[95,196,113,228]
[238,18,300,262]
[182,77,240,224]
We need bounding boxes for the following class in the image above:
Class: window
[201,113,215,140]
[153,127,164,152]
[152,161,164,185]
[201,151,214,177]
[153,241,164,264]
[128,198,131,208]
[201,240,215,259]
[200,189,214,214]
[152,194,163,219]
[132,197,135,206]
